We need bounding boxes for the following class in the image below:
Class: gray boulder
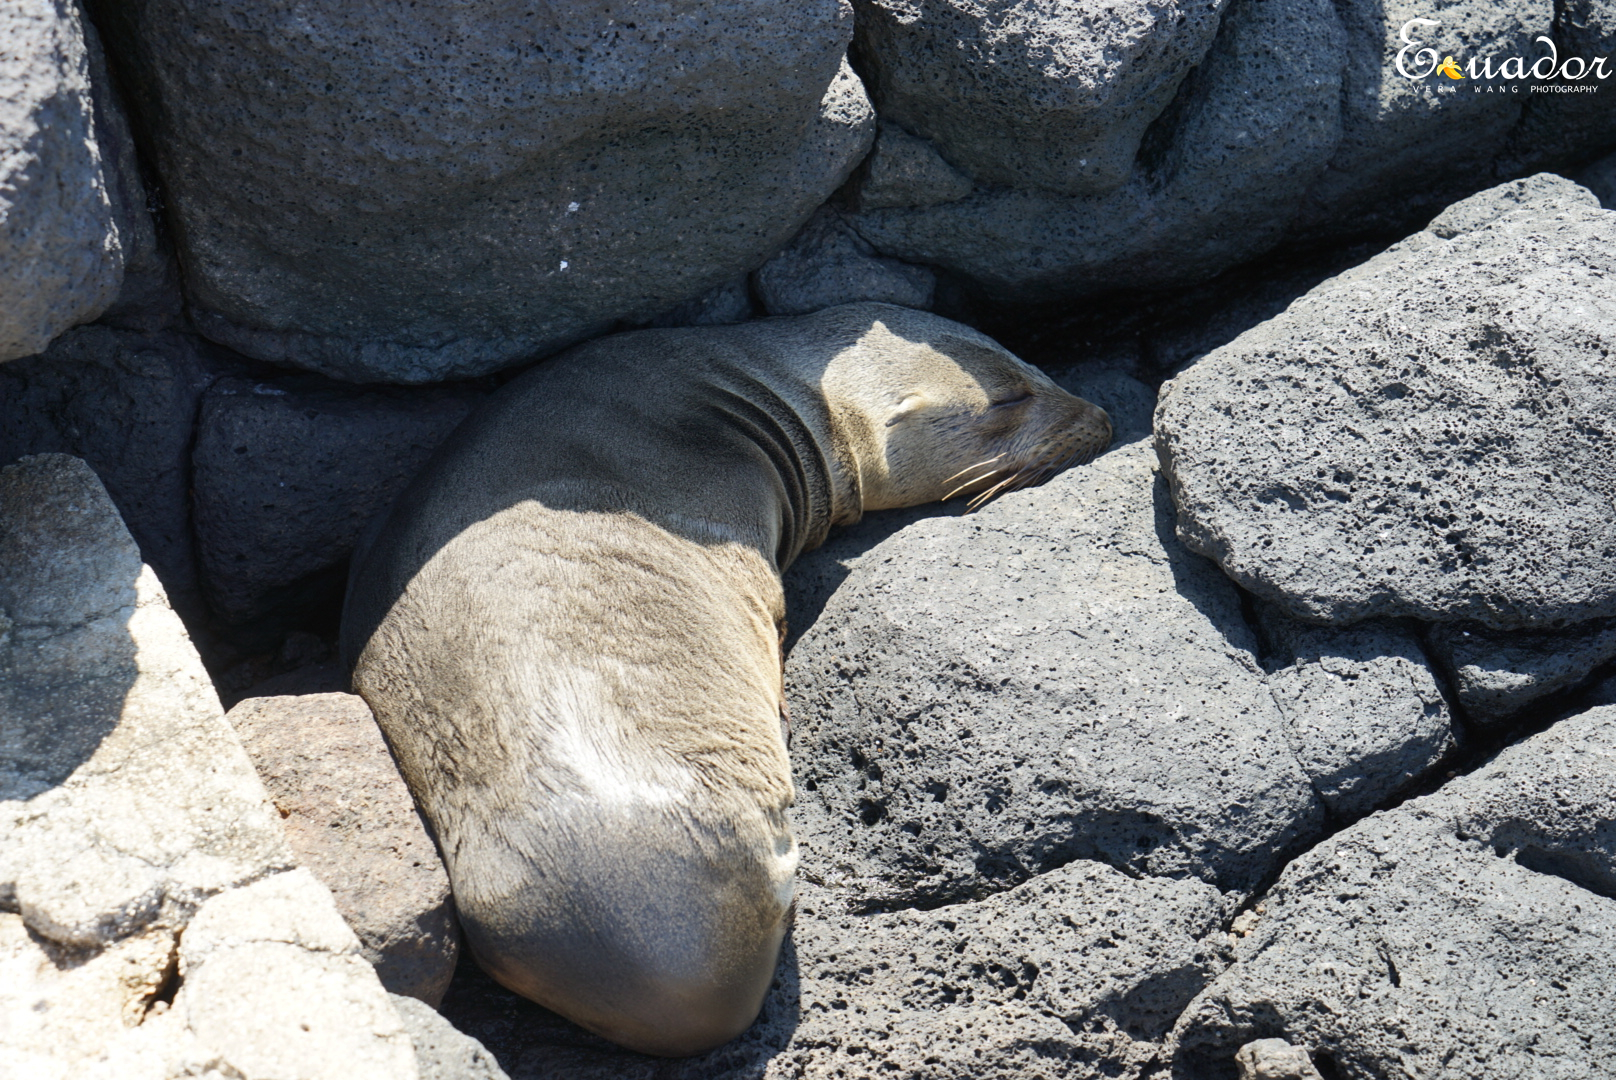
[1257,608,1455,819]
[844,121,976,212]
[92,1,874,383]
[1497,1,1616,180]
[785,436,1327,905]
[786,360,1460,908]
[192,375,484,637]
[753,207,936,316]
[850,0,1226,197]
[227,691,460,1006]
[0,454,417,1079]
[848,0,1347,303]
[844,0,1612,312]
[0,326,228,624]
[1170,704,1616,1079]
[1426,619,1616,724]
[1156,174,1616,630]
[1287,0,1547,240]
[1,3,136,360]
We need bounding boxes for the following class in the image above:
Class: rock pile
[0,454,421,1079]
[1173,703,1616,1077]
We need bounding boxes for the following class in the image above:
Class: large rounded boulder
[91,0,874,383]
[1155,174,1616,630]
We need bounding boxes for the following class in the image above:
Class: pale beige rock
[0,454,417,1080]
[0,456,294,946]
[175,871,419,1080]
[1235,1038,1325,1080]
[0,913,177,1070]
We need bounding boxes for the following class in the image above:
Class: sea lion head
[822,307,1113,512]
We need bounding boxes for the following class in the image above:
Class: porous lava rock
[1425,618,1616,724]
[192,376,484,636]
[785,435,1328,906]
[848,0,1347,302]
[0,1,166,361]
[1256,607,1455,819]
[1156,174,1616,630]
[1171,704,1616,1079]
[844,0,1612,309]
[92,0,874,383]
[850,0,1227,197]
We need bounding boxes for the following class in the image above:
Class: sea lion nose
[1093,404,1114,441]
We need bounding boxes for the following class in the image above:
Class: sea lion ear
[886,393,927,427]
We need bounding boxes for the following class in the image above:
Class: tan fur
[341,303,1111,1056]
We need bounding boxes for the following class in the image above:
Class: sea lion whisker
[943,466,1009,502]
[942,454,1006,486]
[966,470,1024,512]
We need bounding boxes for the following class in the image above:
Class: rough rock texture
[393,993,511,1080]
[784,364,1456,911]
[753,207,935,316]
[844,121,975,212]
[1256,607,1455,819]
[166,871,420,1080]
[1156,174,1616,630]
[440,863,1228,1080]
[192,376,484,635]
[785,435,1327,906]
[93,1,875,383]
[1286,0,1549,240]
[0,454,416,1079]
[850,0,1227,196]
[842,0,1612,310]
[227,691,460,1005]
[0,454,290,926]
[848,0,1346,302]
[0,1,152,360]
[1426,619,1616,724]
[1497,1,1616,179]
[0,326,227,622]
[78,11,181,333]
[1171,704,1616,1079]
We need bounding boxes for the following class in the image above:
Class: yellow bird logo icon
[1436,56,1464,79]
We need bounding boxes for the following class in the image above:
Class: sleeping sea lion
[341,302,1111,1055]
